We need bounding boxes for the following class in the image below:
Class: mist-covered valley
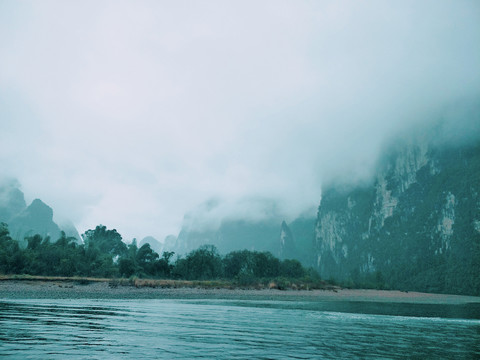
[2,2,480,358]
[1,110,479,295]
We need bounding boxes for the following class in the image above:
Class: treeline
[0,224,321,285]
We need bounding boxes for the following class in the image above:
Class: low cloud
[0,1,479,240]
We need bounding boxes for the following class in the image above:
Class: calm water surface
[0,298,479,359]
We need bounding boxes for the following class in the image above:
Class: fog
[0,1,479,241]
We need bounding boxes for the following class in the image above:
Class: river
[1,298,479,359]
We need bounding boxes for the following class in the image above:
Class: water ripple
[0,299,479,359]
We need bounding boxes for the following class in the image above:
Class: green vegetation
[0,223,325,290]
[315,141,480,296]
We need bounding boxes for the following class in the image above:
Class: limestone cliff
[170,218,282,256]
[314,137,480,295]
[8,199,62,241]
[0,182,81,244]
[168,212,316,264]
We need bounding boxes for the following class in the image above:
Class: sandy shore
[1,280,479,304]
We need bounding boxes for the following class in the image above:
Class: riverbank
[1,278,479,304]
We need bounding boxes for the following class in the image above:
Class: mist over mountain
[164,111,480,295]
[0,2,479,297]
[0,180,81,244]
[163,195,316,264]
[1,1,479,242]
[314,120,480,295]
[0,180,26,222]
[138,236,163,255]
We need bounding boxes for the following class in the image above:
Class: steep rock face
[8,199,62,241]
[436,192,456,252]
[170,196,316,262]
[0,182,81,244]
[168,215,316,265]
[171,218,282,256]
[315,139,480,295]
[161,235,177,254]
[58,220,82,243]
[0,181,26,221]
[371,141,429,231]
[279,221,295,259]
[287,216,317,266]
[139,236,163,254]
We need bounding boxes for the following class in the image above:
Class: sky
[1,0,479,242]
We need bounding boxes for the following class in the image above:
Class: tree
[55,231,77,249]
[176,245,223,280]
[82,225,127,257]
[223,250,254,278]
[155,251,175,278]
[280,259,306,278]
[252,251,280,278]
[136,243,159,275]
[27,234,43,250]
[136,243,159,264]
[119,258,136,277]
[0,223,24,274]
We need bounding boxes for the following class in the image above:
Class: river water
[0,298,479,359]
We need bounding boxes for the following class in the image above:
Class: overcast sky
[1,0,479,241]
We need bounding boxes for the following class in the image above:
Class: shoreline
[1,279,479,304]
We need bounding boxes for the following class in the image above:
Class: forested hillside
[0,224,320,288]
[314,136,480,295]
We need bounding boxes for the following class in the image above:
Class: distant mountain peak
[0,182,27,221]
[26,199,54,220]
[139,236,163,254]
[0,182,80,243]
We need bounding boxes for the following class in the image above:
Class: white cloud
[1,0,479,240]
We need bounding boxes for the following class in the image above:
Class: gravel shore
[1,280,479,304]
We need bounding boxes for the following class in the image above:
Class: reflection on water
[0,299,479,359]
